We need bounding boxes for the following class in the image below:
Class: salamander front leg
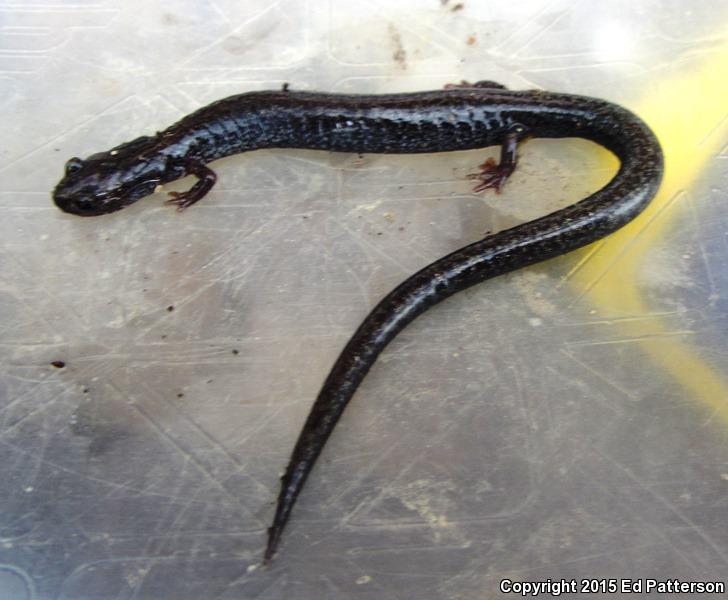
[468,125,526,193]
[165,164,218,211]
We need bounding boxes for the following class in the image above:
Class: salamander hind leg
[165,164,218,211]
[468,125,526,193]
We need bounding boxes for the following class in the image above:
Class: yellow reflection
[568,32,728,422]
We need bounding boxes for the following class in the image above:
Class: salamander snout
[53,190,113,216]
[53,154,164,216]
[53,172,127,216]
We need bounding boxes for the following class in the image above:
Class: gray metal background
[2,1,728,598]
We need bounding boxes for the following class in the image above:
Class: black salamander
[53,82,664,562]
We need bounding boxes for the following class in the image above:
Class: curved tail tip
[263,527,280,564]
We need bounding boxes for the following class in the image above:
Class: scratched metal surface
[2,1,728,599]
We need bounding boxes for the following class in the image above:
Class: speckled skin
[52,86,664,562]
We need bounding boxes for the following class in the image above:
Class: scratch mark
[0,563,36,600]
[0,95,136,175]
[0,439,214,504]
[174,0,284,69]
[596,448,728,567]
[127,380,267,527]
[326,215,419,276]
[560,348,639,401]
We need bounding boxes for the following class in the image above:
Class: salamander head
[53,135,168,216]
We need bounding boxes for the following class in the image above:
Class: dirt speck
[388,23,407,69]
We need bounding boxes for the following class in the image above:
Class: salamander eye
[65,157,85,175]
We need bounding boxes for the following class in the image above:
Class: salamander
[52,82,664,562]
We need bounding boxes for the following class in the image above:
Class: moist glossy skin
[52,85,664,562]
